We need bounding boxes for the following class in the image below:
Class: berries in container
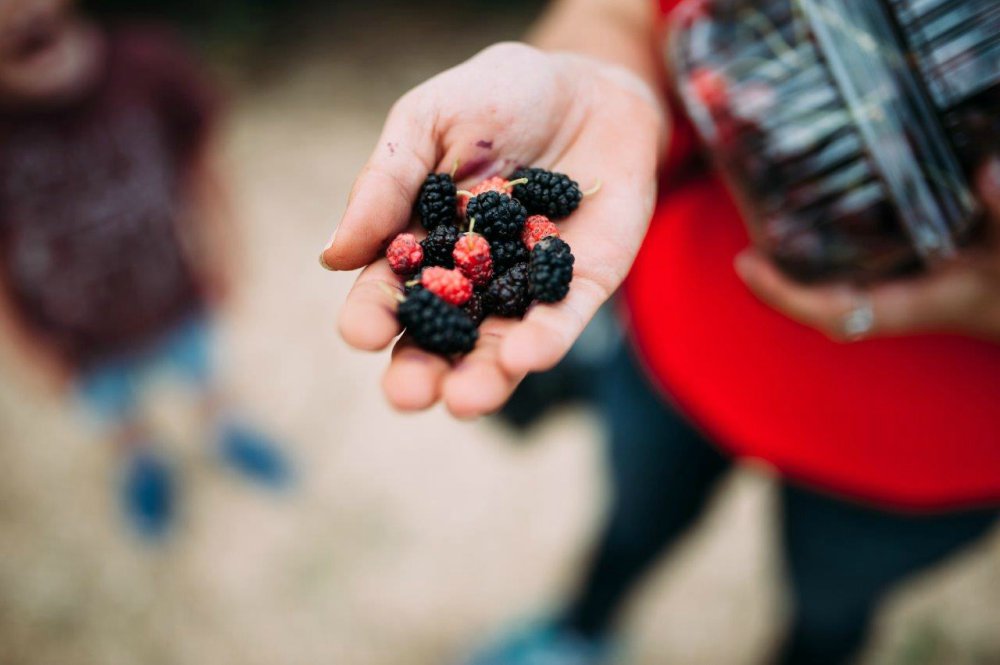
[668,0,999,282]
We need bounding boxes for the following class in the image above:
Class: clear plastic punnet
[669,0,1000,282]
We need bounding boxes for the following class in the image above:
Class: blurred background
[0,1,998,664]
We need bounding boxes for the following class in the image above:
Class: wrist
[528,0,659,76]
[527,0,670,161]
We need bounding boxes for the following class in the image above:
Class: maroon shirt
[0,26,217,370]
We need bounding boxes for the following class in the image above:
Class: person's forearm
[528,0,670,156]
[528,0,664,99]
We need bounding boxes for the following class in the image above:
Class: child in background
[0,0,291,539]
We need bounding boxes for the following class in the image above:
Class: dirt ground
[0,4,998,665]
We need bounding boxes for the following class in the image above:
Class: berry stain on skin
[386,142,397,155]
[453,157,494,181]
[476,139,494,149]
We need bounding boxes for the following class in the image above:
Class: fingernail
[319,229,337,271]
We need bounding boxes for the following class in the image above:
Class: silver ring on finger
[842,291,875,341]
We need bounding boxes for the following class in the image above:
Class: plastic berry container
[668,0,1000,282]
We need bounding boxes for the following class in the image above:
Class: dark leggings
[562,344,997,665]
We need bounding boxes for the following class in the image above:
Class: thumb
[321,98,437,271]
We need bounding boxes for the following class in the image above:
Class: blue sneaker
[121,448,176,540]
[460,621,614,665]
[217,421,293,490]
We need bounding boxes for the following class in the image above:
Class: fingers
[735,250,994,340]
[382,336,450,411]
[866,269,992,336]
[338,260,404,351]
[342,267,528,415]
[382,319,530,417]
[735,250,858,340]
[442,319,526,419]
[321,96,438,271]
[499,275,607,374]
[737,157,1000,341]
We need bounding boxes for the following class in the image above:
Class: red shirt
[0,26,216,369]
[624,0,1000,510]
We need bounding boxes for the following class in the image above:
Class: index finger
[735,250,856,339]
[321,96,438,271]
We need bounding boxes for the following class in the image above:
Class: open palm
[322,43,665,417]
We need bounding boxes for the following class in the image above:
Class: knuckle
[388,89,417,117]
[824,325,851,343]
[387,89,426,125]
[388,84,440,129]
[817,308,854,341]
[476,41,540,63]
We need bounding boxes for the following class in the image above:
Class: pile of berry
[385,167,587,356]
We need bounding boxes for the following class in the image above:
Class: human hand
[736,160,1000,343]
[321,43,665,417]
